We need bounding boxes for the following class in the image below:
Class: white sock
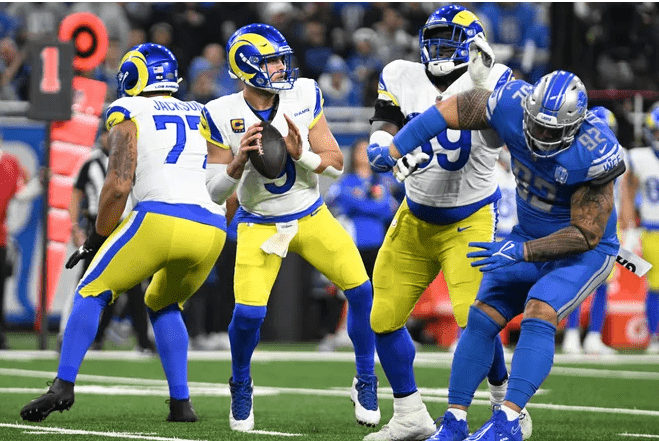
[447,408,467,421]
[501,405,520,421]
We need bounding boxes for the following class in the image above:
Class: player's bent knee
[370,305,405,334]
[523,299,558,325]
[473,300,507,327]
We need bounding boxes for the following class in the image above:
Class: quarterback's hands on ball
[393,151,430,182]
[65,230,108,269]
[236,123,263,166]
[467,240,525,272]
[283,114,303,160]
[367,143,397,173]
[468,34,495,88]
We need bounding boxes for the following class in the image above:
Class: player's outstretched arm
[96,120,138,237]
[524,181,615,261]
[291,113,344,179]
[388,89,492,160]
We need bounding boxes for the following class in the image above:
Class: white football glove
[393,151,430,182]
[468,34,495,88]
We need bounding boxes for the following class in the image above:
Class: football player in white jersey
[21,43,227,423]
[202,23,379,432]
[365,5,530,441]
[621,105,659,354]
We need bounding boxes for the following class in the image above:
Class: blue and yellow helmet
[590,106,618,136]
[117,43,180,98]
[643,105,659,153]
[420,4,485,76]
[226,23,298,92]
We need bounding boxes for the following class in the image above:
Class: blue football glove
[467,240,525,272]
[367,143,397,173]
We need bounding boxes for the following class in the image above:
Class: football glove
[367,143,397,173]
[467,240,524,272]
[65,230,108,269]
[468,34,495,88]
[393,151,430,182]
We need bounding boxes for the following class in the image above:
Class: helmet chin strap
[427,60,467,77]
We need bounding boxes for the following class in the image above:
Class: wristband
[392,105,447,155]
[294,149,322,171]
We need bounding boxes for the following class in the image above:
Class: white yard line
[2,368,659,418]
[0,423,207,441]
[2,350,659,366]
[619,434,659,439]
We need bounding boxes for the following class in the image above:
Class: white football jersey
[627,147,659,228]
[493,160,517,238]
[378,60,512,208]
[201,78,323,218]
[105,96,225,217]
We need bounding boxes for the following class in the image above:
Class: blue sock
[647,291,659,335]
[449,306,502,407]
[149,304,190,400]
[506,318,556,409]
[589,284,608,333]
[567,305,581,329]
[487,334,508,385]
[375,328,416,397]
[344,281,375,376]
[229,304,267,382]
[58,291,111,383]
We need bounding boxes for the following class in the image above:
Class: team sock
[149,303,190,400]
[58,291,112,383]
[487,334,508,385]
[229,303,267,382]
[647,291,659,335]
[344,281,376,376]
[589,283,608,333]
[375,327,416,397]
[567,305,581,330]
[449,306,502,407]
[506,318,556,409]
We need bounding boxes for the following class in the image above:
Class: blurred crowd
[0,2,657,118]
[0,2,655,113]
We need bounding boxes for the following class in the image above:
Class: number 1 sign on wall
[27,39,74,122]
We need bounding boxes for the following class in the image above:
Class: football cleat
[364,392,436,441]
[20,378,75,422]
[646,335,659,354]
[229,377,254,431]
[561,328,583,354]
[519,407,532,440]
[352,374,381,427]
[166,397,198,422]
[427,410,469,441]
[583,331,616,355]
[464,408,522,441]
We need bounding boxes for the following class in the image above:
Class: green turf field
[1,334,658,440]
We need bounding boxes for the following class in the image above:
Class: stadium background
[0,2,657,348]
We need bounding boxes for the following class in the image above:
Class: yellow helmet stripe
[453,10,480,27]
[236,33,275,54]
[228,40,256,81]
[121,50,149,96]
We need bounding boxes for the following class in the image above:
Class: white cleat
[646,335,659,354]
[583,332,616,355]
[229,377,254,432]
[364,392,436,441]
[352,375,381,427]
[562,328,583,354]
[520,407,532,440]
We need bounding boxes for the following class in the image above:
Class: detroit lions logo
[554,166,569,184]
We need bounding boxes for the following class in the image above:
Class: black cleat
[20,378,75,422]
[166,397,199,422]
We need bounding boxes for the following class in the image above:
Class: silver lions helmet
[522,70,588,158]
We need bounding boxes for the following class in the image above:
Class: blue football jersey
[485,80,625,256]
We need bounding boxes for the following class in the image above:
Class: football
[248,121,288,179]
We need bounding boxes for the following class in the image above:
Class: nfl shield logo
[554,166,569,184]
